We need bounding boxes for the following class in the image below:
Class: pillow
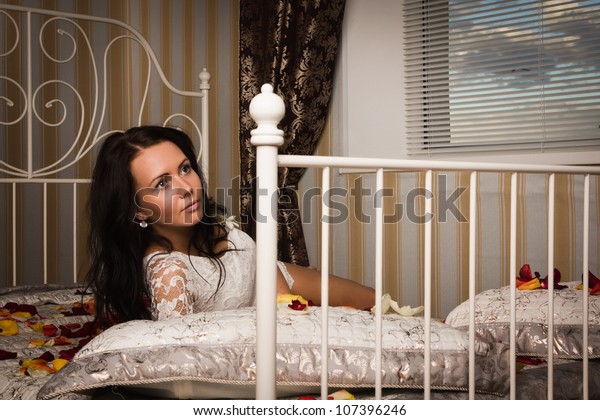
[445,281,600,359]
[38,306,509,399]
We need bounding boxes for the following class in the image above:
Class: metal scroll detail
[0,6,208,179]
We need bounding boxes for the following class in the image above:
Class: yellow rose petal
[328,389,355,400]
[0,319,19,336]
[28,322,46,333]
[52,358,69,372]
[11,311,32,320]
[28,339,46,347]
[277,294,308,305]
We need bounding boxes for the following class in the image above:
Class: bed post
[198,68,211,181]
[249,84,285,399]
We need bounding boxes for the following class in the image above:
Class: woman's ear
[135,209,150,222]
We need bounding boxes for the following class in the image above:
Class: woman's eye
[156,178,168,189]
[181,164,191,175]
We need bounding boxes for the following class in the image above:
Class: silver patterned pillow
[38,306,509,399]
[445,281,600,359]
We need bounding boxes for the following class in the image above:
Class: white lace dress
[143,228,294,320]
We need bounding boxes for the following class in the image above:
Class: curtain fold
[239,0,346,265]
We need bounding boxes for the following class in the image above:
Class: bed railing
[249,84,600,400]
[0,5,210,287]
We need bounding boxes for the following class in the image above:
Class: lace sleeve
[145,254,193,320]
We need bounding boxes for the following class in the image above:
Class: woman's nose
[173,176,193,196]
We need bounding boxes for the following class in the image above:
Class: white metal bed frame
[0,4,210,287]
[249,83,600,400]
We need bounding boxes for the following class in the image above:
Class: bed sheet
[0,285,95,400]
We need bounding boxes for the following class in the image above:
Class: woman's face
[130,140,203,230]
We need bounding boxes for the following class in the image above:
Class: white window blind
[403,0,600,157]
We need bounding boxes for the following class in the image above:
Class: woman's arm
[277,262,375,310]
[146,255,193,320]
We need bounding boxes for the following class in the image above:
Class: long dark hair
[86,125,227,328]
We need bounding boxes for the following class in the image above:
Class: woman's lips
[183,200,199,213]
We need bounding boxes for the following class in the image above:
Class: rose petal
[27,363,54,377]
[288,300,307,311]
[0,349,17,360]
[53,336,73,346]
[541,268,565,289]
[60,322,93,338]
[52,358,69,371]
[10,311,32,320]
[519,264,533,280]
[0,320,19,336]
[328,389,355,400]
[277,294,308,306]
[3,302,18,312]
[42,324,58,337]
[29,339,46,347]
[15,304,38,316]
[37,351,55,362]
[517,278,541,290]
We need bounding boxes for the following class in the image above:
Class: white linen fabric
[143,228,293,320]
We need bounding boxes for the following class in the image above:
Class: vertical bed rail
[423,170,433,399]
[72,183,78,284]
[509,172,518,400]
[468,171,478,399]
[547,174,556,399]
[320,167,331,400]
[249,84,285,400]
[582,174,590,400]
[12,184,17,287]
[374,168,384,399]
[43,184,48,284]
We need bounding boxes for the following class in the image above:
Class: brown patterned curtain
[239,0,346,266]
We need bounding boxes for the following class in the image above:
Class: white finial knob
[249,84,285,146]
[199,68,211,89]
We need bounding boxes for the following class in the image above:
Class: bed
[2,5,600,401]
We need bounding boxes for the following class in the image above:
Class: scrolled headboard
[0,5,210,287]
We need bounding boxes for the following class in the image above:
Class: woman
[86,125,375,328]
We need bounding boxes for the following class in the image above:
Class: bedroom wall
[0,0,240,287]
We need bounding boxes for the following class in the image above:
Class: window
[404,0,600,161]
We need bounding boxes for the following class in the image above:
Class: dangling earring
[139,220,148,228]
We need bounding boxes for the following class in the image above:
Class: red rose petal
[42,324,58,337]
[0,349,18,360]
